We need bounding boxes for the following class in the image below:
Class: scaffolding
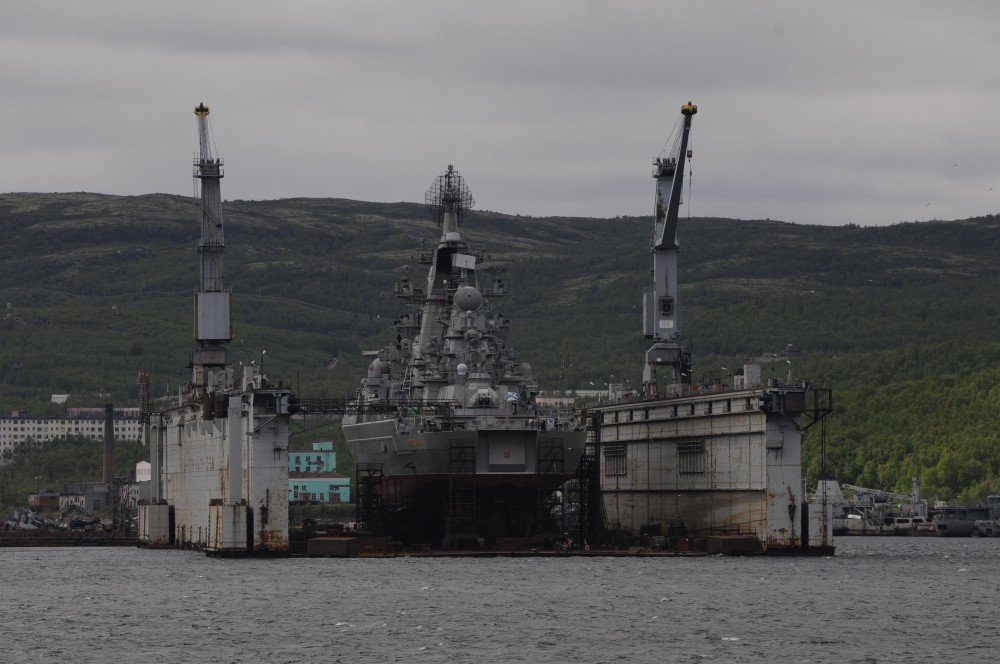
[445,442,477,546]
[355,464,386,535]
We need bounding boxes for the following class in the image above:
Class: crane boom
[841,480,922,505]
[642,102,696,397]
[652,102,697,250]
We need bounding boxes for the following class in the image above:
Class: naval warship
[587,103,836,554]
[342,166,585,547]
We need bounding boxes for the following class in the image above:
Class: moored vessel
[833,479,933,535]
[933,504,996,537]
[342,166,585,547]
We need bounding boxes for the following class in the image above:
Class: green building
[288,442,350,504]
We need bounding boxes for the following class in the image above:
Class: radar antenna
[425,164,475,227]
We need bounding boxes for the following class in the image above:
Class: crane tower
[192,102,232,389]
[642,102,696,397]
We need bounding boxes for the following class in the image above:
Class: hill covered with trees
[1,192,999,506]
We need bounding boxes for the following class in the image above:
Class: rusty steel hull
[150,379,291,555]
[590,384,834,553]
[345,417,586,546]
[344,417,586,477]
[380,472,580,547]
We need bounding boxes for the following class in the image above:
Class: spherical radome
[454,286,483,312]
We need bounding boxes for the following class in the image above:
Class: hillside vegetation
[1,192,999,505]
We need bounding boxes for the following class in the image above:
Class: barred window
[603,444,626,477]
[678,441,705,474]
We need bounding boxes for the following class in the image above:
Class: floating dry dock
[137,104,292,556]
[584,103,835,555]
[590,374,834,554]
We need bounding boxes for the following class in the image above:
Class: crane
[191,103,232,392]
[642,102,697,397]
[841,478,927,516]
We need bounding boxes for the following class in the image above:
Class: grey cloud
[1,1,999,226]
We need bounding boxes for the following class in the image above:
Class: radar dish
[425,164,475,225]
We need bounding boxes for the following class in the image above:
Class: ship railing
[598,379,818,407]
[401,412,554,433]
[359,399,577,432]
[394,283,425,299]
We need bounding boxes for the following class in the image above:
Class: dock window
[603,444,626,477]
[678,441,705,474]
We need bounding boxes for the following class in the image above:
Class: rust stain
[258,528,289,551]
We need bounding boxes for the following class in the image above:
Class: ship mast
[427,164,474,236]
[192,102,232,389]
[642,102,696,397]
[412,165,476,364]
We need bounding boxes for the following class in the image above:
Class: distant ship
[586,103,836,554]
[342,166,585,547]
[138,104,293,555]
[832,479,932,535]
[932,504,997,537]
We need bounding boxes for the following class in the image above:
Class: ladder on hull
[576,443,607,549]
[445,442,477,547]
[355,463,386,535]
[536,438,566,537]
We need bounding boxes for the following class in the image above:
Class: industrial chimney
[102,403,115,483]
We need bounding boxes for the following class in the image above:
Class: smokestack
[103,403,115,483]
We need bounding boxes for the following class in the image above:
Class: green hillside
[2,192,999,506]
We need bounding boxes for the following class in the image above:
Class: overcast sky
[2,1,998,226]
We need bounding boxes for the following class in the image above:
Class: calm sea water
[1,537,997,664]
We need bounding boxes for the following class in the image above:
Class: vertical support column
[227,395,244,503]
[150,415,161,502]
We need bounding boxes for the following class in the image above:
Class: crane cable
[686,142,694,220]
[657,114,684,160]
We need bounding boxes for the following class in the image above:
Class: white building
[0,408,142,465]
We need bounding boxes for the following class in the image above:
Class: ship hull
[344,417,586,546]
[933,506,995,537]
[590,385,835,554]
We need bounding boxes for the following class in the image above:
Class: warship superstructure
[588,103,835,554]
[137,104,293,555]
[342,166,585,547]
